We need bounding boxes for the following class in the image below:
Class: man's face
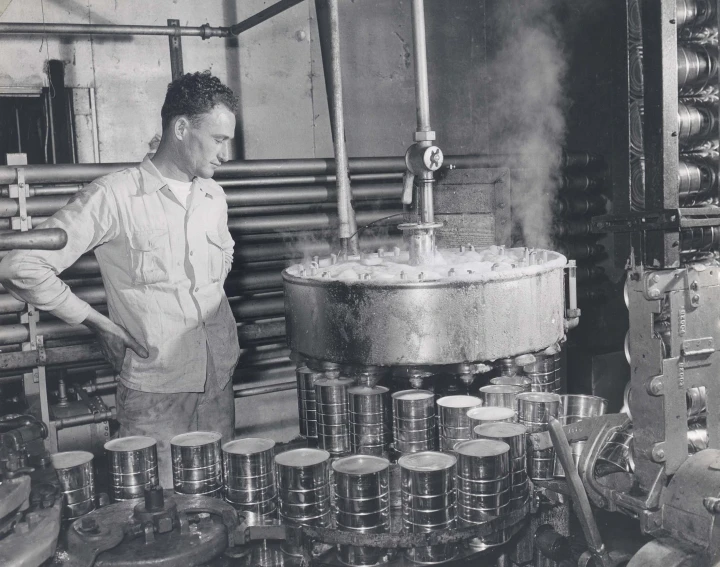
[179,104,236,179]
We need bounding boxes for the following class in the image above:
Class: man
[0,71,241,487]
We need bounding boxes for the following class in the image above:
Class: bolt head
[692,294,701,305]
[691,281,699,291]
[649,288,661,299]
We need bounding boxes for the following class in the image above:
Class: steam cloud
[486,0,567,249]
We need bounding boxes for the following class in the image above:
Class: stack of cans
[553,395,608,477]
[333,455,391,566]
[468,407,516,436]
[276,448,332,556]
[52,451,95,520]
[315,377,354,455]
[105,436,159,502]
[392,390,436,454]
[222,438,277,524]
[473,423,528,509]
[516,393,562,480]
[399,451,457,564]
[170,431,223,497]
[437,395,483,451]
[296,365,323,440]
[480,385,525,411]
[524,354,561,393]
[455,440,511,550]
[490,375,532,390]
[348,385,392,457]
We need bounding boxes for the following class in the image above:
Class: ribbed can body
[52,451,96,520]
[553,395,607,477]
[348,385,392,457]
[468,407,516,437]
[170,431,223,497]
[524,354,562,393]
[296,365,323,439]
[454,439,511,550]
[104,436,159,502]
[276,448,332,556]
[516,393,561,480]
[393,390,436,454]
[223,438,277,524]
[315,378,354,455]
[473,422,529,509]
[399,451,457,564]
[437,395,482,452]
[333,455,390,566]
[480,385,525,411]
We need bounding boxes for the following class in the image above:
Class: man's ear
[174,116,191,141]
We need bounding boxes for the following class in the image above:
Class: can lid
[347,385,389,396]
[392,389,434,401]
[275,448,330,467]
[332,455,389,475]
[170,431,222,446]
[104,436,156,452]
[223,438,275,455]
[51,451,93,469]
[454,439,510,457]
[474,422,527,439]
[467,407,515,421]
[398,451,456,471]
[437,395,482,409]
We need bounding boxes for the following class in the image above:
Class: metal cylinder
[480,385,525,410]
[104,436,159,502]
[296,365,323,439]
[52,451,95,520]
[553,394,607,478]
[595,429,634,477]
[315,377,354,455]
[468,407,516,434]
[393,389,436,454]
[222,438,277,524]
[678,102,717,142]
[437,395,482,451]
[276,448,332,556]
[516,393,561,480]
[170,431,223,497]
[348,385,392,457]
[473,422,528,509]
[524,355,562,393]
[399,451,457,564]
[678,44,718,88]
[454,439,512,550]
[333,455,390,566]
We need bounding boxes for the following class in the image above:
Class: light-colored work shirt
[0,157,241,393]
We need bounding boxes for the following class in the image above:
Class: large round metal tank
[283,247,567,366]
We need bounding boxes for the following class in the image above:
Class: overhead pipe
[218,172,402,188]
[0,153,600,185]
[234,381,296,398]
[0,343,104,372]
[315,0,358,255]
[230,0,306,35]
[0,22,231,38]
[0,229,67,250]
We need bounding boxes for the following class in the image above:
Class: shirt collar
[139,155,222,198]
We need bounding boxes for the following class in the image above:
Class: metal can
[52,451,95,520]
[104,436,158,502]
[170,431,223,496]
[480,385,525,410]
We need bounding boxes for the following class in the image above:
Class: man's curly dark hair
[160,71,238,130]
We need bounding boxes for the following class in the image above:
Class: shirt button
[195,287,199,292]
[189,251,194,256]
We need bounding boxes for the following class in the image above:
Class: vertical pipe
[411,0,431,134]
[46,90,57,164]
[14,105,21,153]
[167,19,184,80]
[315,0,358,255]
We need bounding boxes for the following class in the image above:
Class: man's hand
[83,310,149,372]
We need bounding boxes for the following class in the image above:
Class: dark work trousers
[115,366,235,489]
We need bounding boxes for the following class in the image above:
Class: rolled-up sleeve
[0,182,119,325]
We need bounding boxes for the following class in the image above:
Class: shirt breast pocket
[128,229,170,285]
[206,231,225,283]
